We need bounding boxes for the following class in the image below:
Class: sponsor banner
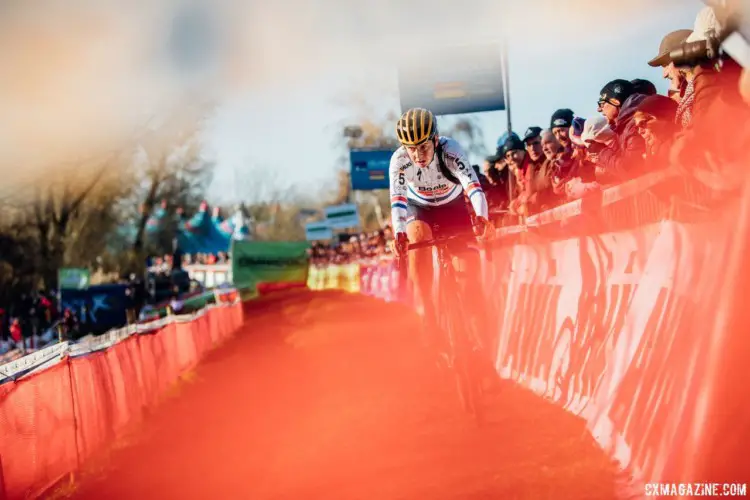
[323,203,361,230]
[305,221,334,241]
[231,240,310,293]
[398,44,506,115]
[350,149,394,191]
[60,284,129,334]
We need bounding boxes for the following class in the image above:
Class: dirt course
[61,290,617,500]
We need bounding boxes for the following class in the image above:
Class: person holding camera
[668,4,750,173]
[673,7,744,129]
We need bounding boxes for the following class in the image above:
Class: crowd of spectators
[308,226,394,265]
[147,252,230,276]
[471,5,749,223]
[0,290,59,354]
[182,252,230,266]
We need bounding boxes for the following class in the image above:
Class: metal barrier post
[0,452,7,500]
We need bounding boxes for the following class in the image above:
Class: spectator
[631,78,658,96]
[481,155,496,180]
[596,79,648,183]
[10,318,23,353]
[61,308,80,341]
[484,154,514,213]
[541,129,562,161]
[633,95,679,165]
[169,288,185,315]
[567,117,595,182]
[670,6,750,171]
[522,126,545,166]
[647,29,693,103]
[550,108,575,152]
[471,164,493,195]
[503,136,532,216]
[564,117,616,199]
[527,129,563,212]
[581,116,617,166]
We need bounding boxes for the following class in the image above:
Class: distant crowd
[308,227,394,265]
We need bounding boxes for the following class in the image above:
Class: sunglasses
[634,116,656,130]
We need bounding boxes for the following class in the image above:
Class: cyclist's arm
[389,154,409,234]
[447,147,489,220]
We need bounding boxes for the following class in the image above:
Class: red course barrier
[308,171,750,488]
[0,302,243,500]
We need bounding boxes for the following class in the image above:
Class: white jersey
[389,136,489,234]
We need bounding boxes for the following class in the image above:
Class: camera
[669,0,749,68]
[669,29,723,67]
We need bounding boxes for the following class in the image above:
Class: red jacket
[10,323,22,343]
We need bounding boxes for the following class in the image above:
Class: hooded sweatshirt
[597,93,649,183]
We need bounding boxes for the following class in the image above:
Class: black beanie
[631,78,657,96]
[550,109,575,129]
[502,136,525,156]
[599,79,635,107]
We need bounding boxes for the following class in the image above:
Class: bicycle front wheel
[439,283,484,425]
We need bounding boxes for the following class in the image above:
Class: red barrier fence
[309,170,750,489]
[0,302,243,500]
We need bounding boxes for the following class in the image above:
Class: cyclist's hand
[473,216,495,242]
[391,232,409,257]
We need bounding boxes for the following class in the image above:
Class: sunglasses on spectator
[634,115,656,130]
[597,99,619,109]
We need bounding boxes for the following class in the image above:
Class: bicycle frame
[398,228,485,423]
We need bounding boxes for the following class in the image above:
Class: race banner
[231,240,310,292]
[323,203,361,230]
[398,43,506,116]
[60,283,129,334]
[350,148,394,191]
[305,221,333,241]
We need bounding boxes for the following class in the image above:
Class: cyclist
[388,107,495,362]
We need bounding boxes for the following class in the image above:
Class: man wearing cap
[674,6,746,129]
[526,129,562,212]
[549,109,575,152]
[647,29,693,103]
[596,79,648,182]
[523,126,545,166]
[502,136,533,216]
[669,5,750,173]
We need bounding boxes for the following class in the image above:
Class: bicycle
[397,225,492,425]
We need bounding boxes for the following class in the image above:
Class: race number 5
[398,172,406,185]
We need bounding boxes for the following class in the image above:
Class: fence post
[66,357,82,470]
[0,452,7,500]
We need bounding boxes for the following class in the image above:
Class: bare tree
[130,109,214,257]
[30,154,119,287]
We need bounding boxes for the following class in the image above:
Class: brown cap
[647,29,693,67]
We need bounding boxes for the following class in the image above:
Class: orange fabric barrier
[0,303,243,500]
[309,171,749,488]
[486,185,748,487]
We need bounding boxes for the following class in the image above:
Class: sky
[0,0,717,205]
[203,0,701,203]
